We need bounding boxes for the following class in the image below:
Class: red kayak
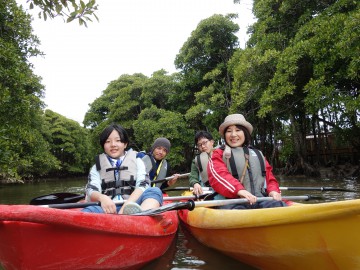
[0,204,178,270]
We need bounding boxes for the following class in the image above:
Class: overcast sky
[24,0,255,124]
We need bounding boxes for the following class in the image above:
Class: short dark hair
[194,130,213,144]
[99,123,130,149]
[224,125,252,147]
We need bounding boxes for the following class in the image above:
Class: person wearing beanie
[189,130,215,196]
[82,123,163,215]
[137,137,180,190]
[207,114,285,209]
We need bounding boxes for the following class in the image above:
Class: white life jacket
[96,150,137,198]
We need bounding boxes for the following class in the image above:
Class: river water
[0,176,359,270]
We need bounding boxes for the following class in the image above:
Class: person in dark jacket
[137,137,180,190]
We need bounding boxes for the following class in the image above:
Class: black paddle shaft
[131,200,196,216]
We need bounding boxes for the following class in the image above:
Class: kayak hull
[0,204,178,270]
[178,199,360,270]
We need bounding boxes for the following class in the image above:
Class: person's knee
[143,187,163,205]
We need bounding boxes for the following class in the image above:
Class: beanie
[151,137,171,153]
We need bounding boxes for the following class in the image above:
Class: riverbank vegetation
[1,0,358,183]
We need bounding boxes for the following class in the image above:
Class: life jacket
[141,153,168,188]
[95,151,137,199]
[222,146,266,197]
[194,152,211,187]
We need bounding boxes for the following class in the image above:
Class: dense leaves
[175,14,240,137]
[133,106,192,167]
[230,0,359,173]
[0,0,49,181]
[44,110,94,176]
[1,0,359,181]
[1,1,94,182]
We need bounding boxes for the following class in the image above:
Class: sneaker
[123,202,142,215]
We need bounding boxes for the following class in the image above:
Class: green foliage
[84,73,146,128]
[175,14,240,131]
[141,69,180,111]
[0,1,94,181]
[175,13,239,72]
[230,0,359,171]
[2,0,359,181]
[0,0,51,181]
[26,0,98,27]
[275,123,295,164]
[133,106,193,169]
[44,110,94,175]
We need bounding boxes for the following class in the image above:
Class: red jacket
[208,147,280,198]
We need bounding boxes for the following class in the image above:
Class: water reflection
[144,225,256,270]
[0,178,87,205]
[277,176,359,202]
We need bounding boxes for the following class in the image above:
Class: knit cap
[151,137,171,153]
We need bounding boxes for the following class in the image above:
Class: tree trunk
[289,114,320,177]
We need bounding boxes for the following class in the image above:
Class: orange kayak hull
[178,199,360,270]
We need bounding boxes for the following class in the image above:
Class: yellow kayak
[178,198,360,270]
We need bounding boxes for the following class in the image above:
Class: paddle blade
[30,193,85,205]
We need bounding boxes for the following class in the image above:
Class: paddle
[163,186,355,192]
[37,194,205,209]
[30,192,86,205]
[279,186,354,192]
[30,173,190,205]
[132,195,320,216]
[151,173,190,184]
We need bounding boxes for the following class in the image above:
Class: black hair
[99,123,130,149]
[224,125,252,147]
[194,130,213,144]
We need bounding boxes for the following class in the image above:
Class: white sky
[23,0,255,124]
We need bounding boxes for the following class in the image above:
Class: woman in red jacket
[208,114,285,209]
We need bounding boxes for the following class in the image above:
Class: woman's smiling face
[225,125,245,147]
[103,130,127,159]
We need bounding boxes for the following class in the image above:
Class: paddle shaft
[30,173,190,205]
[39,194,199,209]
[279,186,353,192]
[164,186,354,192]
[191,195,312,208]
[151,173,190,184]
[133,195,315,216]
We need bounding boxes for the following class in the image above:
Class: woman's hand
[99,194,117,214]
[237,189,257,205]
[167,174,179,186]
[192,183,203,196]
[268,191,282,201]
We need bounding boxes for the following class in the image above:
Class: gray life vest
[141,154,168,188]
[222,146,266,197]
[194,152,211,186]
[96,151,137,199]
